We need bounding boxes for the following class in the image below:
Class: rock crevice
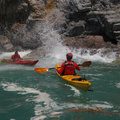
[0,0,120,52]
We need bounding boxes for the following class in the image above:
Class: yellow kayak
[56,63,91,92]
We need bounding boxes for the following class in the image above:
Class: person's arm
[11,55,14,61]
[55,62,65,75]
[18,54,23,60]
[75,62,80,71]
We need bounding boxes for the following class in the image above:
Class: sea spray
[71,48,116,63]
[34,20,65,55]
[0,50,31,60]
[34,21,116,65]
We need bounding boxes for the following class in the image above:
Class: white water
[34,20,116,64]
[0,11,118,120]
[0,20,116,67]
[0,46,116,68]
[1,82,113,120]
[0,50,32,60]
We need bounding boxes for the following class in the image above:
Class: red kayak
[2,59,39,66]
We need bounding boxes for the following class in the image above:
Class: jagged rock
[25,46,46,57]
[0,0,120,54]
[0,35,13,51]
[9,23,42,49]
[63,35,120,49]
[66,21,86,37]
[91,0,115,11]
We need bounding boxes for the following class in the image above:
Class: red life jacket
[62,61,75,75]
[11,54,21,61]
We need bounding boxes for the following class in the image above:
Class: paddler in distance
[55,53,80,75]
[11,50,23,61]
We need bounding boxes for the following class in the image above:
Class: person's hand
[54,67,57,69]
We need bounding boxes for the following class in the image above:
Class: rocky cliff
[0,0,120,57]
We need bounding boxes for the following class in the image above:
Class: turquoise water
[0,56,120,120]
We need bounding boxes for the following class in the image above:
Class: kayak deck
[56,63,91,92]
[3,59,39,66]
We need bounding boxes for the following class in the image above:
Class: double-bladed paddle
[1,59,9,63]
[34,61,92,74]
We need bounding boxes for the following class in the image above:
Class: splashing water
[0,20,116,65]
[0,50,32,60]
[34,21,116,64]
[71,48,116,63]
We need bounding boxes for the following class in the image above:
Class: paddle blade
[80,61,92,67]
[34,68,50,73]
[28,57,34,59]
[1,59,9,63]
[23,57,34,60]
[26,57,34,59]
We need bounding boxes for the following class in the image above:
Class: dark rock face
[0,0,120,55]
[0,35,13,51]
[53,0,120,44]
[63,35,120,50]
[0,0,29,30]
[85,11,120,44]
[9,23,42,49]
[110,0,120,4]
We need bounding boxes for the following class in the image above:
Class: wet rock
[25,46,46,57]
[63,35,120,53]
[9,23,42,49]
[0,35,13,51]
[0,0,120,54]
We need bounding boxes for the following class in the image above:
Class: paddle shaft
[49,64,85,70]
[51,61,91,69]
[34,61,91,73]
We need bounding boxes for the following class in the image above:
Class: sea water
[0,50,120,120]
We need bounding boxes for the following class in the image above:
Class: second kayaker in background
[11,51,23,61]
[55,52,80,75]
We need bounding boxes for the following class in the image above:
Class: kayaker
[11,51,22,61]
[55,53,80,75]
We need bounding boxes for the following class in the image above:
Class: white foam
[34,20,116,63]
[90,100,113,109]
[50,111,63,115]
[2,83,57,109]
[92,103,113,109]
[65,84,81,96]
[1,82,60,117]
[42,46,116,64]
[1,82,114,120]
[0,50,32,59]
[116,83,120,88]
[32,115,47,120]
[71,48,116,63]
